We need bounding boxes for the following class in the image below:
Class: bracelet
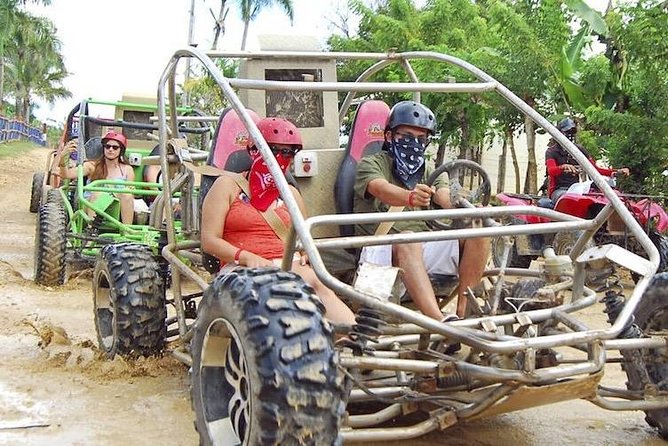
[233,248,244,265]
[408,191,416,207]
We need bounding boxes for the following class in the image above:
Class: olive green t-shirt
[353,151,447,235]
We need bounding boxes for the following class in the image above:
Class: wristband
[233,248,244,265]
[408,191,416,207]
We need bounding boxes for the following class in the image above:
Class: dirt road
[0,147,665,445]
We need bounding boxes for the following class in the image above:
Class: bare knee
[393,242,423,266]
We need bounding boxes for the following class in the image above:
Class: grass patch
[0,140,44,160]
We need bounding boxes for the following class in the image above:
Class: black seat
[334,100,391,237]
[84,137,103,160]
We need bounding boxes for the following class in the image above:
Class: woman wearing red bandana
[201,117,355,325]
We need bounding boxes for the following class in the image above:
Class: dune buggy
[33,97,210,287]
[94,47,668,445]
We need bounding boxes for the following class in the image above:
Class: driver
[545,118,630,204]
[353,101,489,320]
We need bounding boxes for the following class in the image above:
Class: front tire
[191,267,345,446]
[93,243,166,358]
[623,272,668,439]
[34,200,67,285]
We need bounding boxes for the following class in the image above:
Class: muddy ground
[0,147,665,445]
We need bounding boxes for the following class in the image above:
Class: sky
[26,0,350,123]
[26,0,609,125]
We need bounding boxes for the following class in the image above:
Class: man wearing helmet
[201,117,355,326]
[353,101,489,320]
[545,117,629,204]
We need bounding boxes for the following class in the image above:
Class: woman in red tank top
[201,118,355,326]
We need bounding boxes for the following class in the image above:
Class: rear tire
[191,267,345,446]
[34,200,67,285]
[93,243,166,358]
[622,272,668,439]
[30,171,45,213]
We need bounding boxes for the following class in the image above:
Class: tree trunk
[14,90,21,120]
[0,57,4,112]
[241,20,250,50]
[211,0,228,50]
[22,96,30,122]
[459,114,470,160]
[523,114,538,194]
[435,141,446,167]
[507,127,521,193]
[497,131,507,193]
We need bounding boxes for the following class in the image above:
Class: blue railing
[0,115,46,146]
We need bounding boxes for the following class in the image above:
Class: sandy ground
[0,147,666,445]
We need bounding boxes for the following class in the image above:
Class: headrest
[208,108,261,173]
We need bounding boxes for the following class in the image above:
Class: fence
[0,115,46,146]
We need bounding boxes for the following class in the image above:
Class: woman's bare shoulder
[211,174,242,195]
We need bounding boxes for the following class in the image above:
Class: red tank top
[222,196,291,263]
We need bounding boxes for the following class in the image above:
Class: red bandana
[248,151,291,211]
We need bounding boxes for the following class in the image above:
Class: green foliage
[183,59,239,116]
[2,8,70,119]
[563,0,608,35]
[579,1,668,195]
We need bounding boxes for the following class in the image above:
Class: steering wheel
[425,159,492,230]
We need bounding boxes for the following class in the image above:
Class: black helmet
[557,118,576,133]
[386,101,437,135]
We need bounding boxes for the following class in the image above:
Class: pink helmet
[101,130,128,150]
[255,117,303,149]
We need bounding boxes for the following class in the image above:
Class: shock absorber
[157,229,172,289]
[347,307,386,354]
[601,290,642,338]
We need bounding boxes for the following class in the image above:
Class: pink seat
[334,100,390,236]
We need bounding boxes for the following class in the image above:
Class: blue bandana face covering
[389,135,427,189]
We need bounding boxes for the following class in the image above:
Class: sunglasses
[104,144,122,150]
[249,146,299,158]
[393,131,431,145]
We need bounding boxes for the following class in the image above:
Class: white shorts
[359,240,459,276]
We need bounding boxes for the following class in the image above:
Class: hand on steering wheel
[424,159,492,230]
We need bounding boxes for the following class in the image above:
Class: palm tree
[237,0,294,50]
[4,10,69,120]
[0,0,51,112]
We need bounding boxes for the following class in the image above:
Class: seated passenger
[353,101,490,320]
[60,131,135,225]
[201,117,356,326]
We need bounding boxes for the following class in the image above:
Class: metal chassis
[154,48,668,440]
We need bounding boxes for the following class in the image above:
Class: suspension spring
[347,307,386,352]
[600,290,642,339]
[436,371,472,389]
